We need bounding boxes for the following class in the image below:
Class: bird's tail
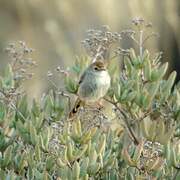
[69,98,83,118]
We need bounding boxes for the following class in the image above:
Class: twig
[0,89,5,97]
[57,91,71,111]
[130,36,139,46]
[10,102,27,121]
[109,54,119,61]
[142,32,158,45]
[47,78,71,111]
[104,98,139,145]
[139,30,143,59]
[172,168,180,180]
[130,110,153,126]
[92,45,104,62]
[47,78,58,90]
[0,89,27,121]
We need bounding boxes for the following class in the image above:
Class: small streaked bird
[69,60,111,118]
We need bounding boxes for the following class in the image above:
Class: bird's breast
[96,71,110,85]
[78,71,110,102]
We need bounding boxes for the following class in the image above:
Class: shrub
[0,18,179,179]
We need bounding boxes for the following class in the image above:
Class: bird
[69,60,111,118]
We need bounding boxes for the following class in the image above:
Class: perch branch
[104,98,139,145]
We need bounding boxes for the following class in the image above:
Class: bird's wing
[69,97,82,118]
[78,71,86,85]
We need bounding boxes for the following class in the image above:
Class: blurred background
[0,0,179,99]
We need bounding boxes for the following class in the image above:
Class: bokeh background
[0,0,179,99]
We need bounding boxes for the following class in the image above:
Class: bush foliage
[0,19,179,179]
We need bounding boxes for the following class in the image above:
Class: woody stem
[104,98,139,145]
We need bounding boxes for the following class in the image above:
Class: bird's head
[90,61,107,72]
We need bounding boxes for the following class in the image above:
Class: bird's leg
[96,99,104,110]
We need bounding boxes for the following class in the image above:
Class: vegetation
[0,19,179,179]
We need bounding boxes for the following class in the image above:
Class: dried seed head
[47,71,53,77]
[146,22,153,28]
[56,66,61,72]
[82,25,122,60]
[132,17,145,26]
[4,41,36,84]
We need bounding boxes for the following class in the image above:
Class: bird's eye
[94,67,98,70]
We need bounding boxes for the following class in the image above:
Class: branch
[139,30,143,58]
[142,32,159,45]
[47,78,71,111]
[0,89,27,121]
[172,167,180,180]
[104,98,139,145]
